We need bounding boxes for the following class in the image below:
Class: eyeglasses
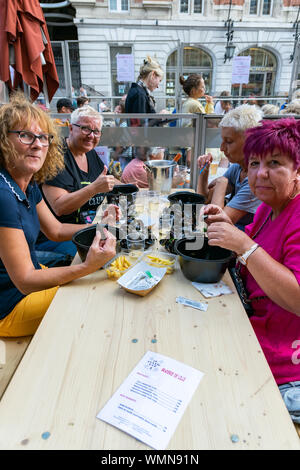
[72,124,101,137]
[9,131,53,146]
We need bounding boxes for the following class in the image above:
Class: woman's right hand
[197,153,213,173]
[84,229,116,271]
[204,95,213,104]
[93,166,115,193]
[200,204,233,226]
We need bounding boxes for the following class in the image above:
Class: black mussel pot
[168,192,206,231]
[72,224,121,262]
[168,191,206,206]
[106,184,139,206]
[174,237,233,283]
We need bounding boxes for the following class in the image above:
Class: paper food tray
[117,261,167,296]
[142,251,178,274]
[105,253,141,280]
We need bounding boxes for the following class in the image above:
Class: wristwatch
[237,243,259,266]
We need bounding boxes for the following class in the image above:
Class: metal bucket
[144,160,177,194]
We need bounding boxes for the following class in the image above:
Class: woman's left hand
[207,221,254,255]
[101,204,120,225]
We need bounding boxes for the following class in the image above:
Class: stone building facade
[55,0,300,108]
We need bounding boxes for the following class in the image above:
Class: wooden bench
[0,336,32,400]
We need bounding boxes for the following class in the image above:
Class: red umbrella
[0,0,59,102]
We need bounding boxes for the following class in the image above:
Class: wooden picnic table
[0,192,299,450]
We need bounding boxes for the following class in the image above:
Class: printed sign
[117,54,135,83]
[231,56,251,84]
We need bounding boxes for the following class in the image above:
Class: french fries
[145,254,175,274]
[106,256,132,279]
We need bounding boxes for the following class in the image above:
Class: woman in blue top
[0,93,116,337]
[197,104,263,230]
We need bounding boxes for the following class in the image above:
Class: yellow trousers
[0,286,58,337]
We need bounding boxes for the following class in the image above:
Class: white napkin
[192,281,233,298]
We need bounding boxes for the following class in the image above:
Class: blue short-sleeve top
[224,163,261,228]
[0,168,42,319]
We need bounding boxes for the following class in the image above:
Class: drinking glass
[175,165,188,187]
[147,191,160,213]
[209,161,219,176]
[135,193,146,215]
[159,214,172,239]
[126,233,146,260]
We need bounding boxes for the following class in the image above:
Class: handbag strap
[235,210,272,304]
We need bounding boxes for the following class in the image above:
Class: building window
[109,0,129,12]
[249,0,258,14]
[166,47,212,107]
[262,0,272,15]
[249,0,273,15]
[179,0,203,14]
[231,47,276,98]
[180,0,189,13]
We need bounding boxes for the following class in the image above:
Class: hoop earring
[289,180,300,200]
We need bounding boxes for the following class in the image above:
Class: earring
[289,180,300,200]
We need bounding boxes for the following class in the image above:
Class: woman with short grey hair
[281,99,300,115]
[197,104,263,230]
[261,103,279,116]
[36,105,118,265]
[70,104,103,125]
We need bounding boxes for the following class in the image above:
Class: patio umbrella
[0,0,59,102]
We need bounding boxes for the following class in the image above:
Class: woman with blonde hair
[0,94,116,337]
[125,56,164,126]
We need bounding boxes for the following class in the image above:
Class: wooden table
[0,196,299,450]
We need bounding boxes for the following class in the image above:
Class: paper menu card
[97,351,204,450]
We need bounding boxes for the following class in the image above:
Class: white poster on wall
[231,56,251,84]
[117,54,135,83]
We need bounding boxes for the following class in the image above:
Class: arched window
[166,46,213,105]
[231,47,277,97]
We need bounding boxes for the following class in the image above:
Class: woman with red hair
[202,118,300,423]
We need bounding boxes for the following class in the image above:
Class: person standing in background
[77,96,89,108]
[214,91,233,115]
[53,98,74,127]
[180,74,214,165]
[125,56,164,127]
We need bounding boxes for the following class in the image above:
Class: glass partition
[54,112,202,190]
[52,112,300,192]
